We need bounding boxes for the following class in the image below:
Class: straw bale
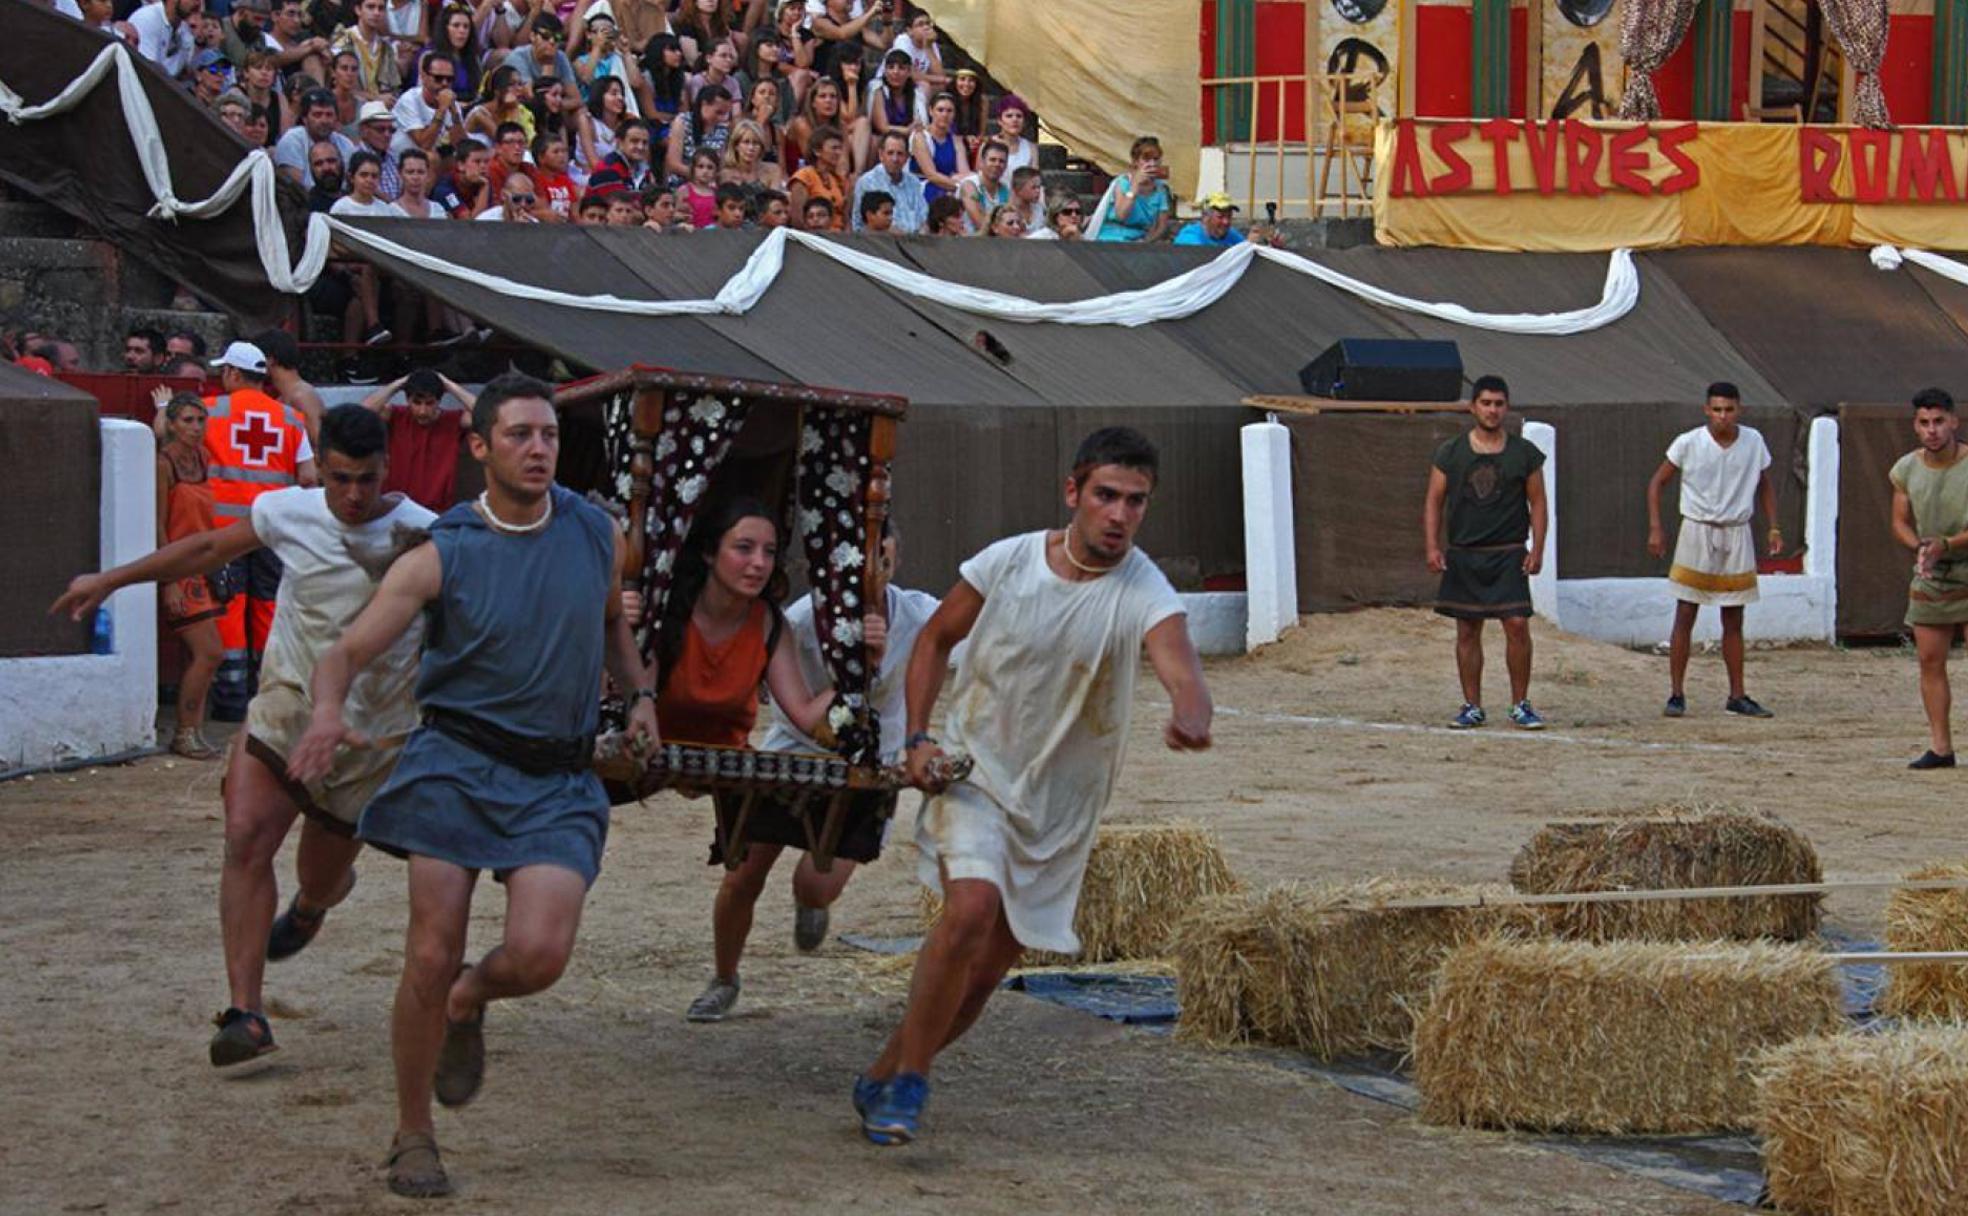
[1170,878,1535,1059]
[920,822,1237,965]
[1413,938,1844,1134]
[1508,806,1821,942]
[1756,1025,1968,1216]
[1878,863,1968,1021]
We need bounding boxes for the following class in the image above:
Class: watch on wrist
[626,687,657,707]
[905,732,938,750]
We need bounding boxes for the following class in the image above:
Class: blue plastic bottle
[91,606,113,656]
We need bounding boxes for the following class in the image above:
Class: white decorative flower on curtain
[825,467,860,497]
[687,396,727,425]
[678,475,707,504]
[831,617,862,646]
[829,542,863,571]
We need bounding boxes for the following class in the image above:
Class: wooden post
[1746,0,1768,115]
[1397,0,1417,117]
[623,386,665,590]
[1523,0,1544,118]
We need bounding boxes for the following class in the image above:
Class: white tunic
[1666,424,1771,525]
[759,583,940,759]
[916,531,1184,954]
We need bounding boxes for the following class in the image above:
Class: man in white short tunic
[853,426,1214,1147]
[1646,380,1781,718]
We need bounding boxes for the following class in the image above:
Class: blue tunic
[358,486,619,886]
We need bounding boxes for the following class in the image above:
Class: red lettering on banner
[1428,121,1474,193]
[1895,128,1959,202]
[1654,124,1700,194]
[1563,121,1606,196]
[1850,130,1891,203]
[1478,119,1520,194]
[1522,120,1562,195]
[1799,128,1841,201]
[1390,120,1431,197]
[1608,124,1654,196]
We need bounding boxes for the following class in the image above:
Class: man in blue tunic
[290,372,659,1199]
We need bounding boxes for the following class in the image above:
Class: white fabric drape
[1872,244,1968,288]
[4,40,1640,335]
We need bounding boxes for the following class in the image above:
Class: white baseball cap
[210,340,268,374]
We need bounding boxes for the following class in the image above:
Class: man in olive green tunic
[1890,388,1968,770]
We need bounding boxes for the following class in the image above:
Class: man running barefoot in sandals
[1646,382,1781,719]
[854,427,1213,1146]
[53,406,432,1067]
[1890,388,1968,770]
[289,374,659,1198]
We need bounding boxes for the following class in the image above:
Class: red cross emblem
[231,412,285,467]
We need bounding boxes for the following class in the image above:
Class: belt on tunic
[424,707,596,776]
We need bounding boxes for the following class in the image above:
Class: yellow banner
[1373,120,1968,251]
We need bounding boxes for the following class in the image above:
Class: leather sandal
[208,1007,277,1067]
[386,1130,452,1198]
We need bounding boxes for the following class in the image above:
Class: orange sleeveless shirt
[656,600,770,748]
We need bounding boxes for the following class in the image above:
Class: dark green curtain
[1691,0,1735,120]
[1214,0,1256,140]
[1935,0,1968,125]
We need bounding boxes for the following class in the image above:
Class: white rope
[1873,243,1968,287]
[3,40,1640,333]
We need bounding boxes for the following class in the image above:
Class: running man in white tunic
[1645,381,1781,719]
[853,427,1214,1146]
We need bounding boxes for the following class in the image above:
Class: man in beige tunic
[853,426,1214,1146]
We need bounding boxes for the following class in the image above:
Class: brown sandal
[386,1130,452,1198]
[171,727,220,761]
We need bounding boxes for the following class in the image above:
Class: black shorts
[708,787,897,867]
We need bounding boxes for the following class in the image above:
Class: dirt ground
[5,608,1963,1215]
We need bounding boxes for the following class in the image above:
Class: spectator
[391,50,466,155]
[663,88,731,185]
[576,191,610,222]
[1091,135,1172,243]
[159,353,204,379]
[615,184,653,226]
[850,128,924,233]
[582,74,630,172]
[739,78,785,169]
[956,138,1008,233]
[675,0,735,67]
[151,391,226,760]
[866,49,920,140]
[684,37,743,109]
[504,12,574,87]
[215,89,252,135]
[194,9,225,56]
[984,201,1025,237]
[384,0,425,67]
[994,93,1037,173]
[857,188,892,233]
[528,76,597,174]
[57,0,117,35]
[309,151,392,348]
[739,35,798,130]
[465,64,537,145]
[267,0,333,82]
[275,88,357,185]
[578,0,670,57]
[31,339,83,373]
[807,0,880,79]
[909,90,966,203]
[125,327,168,374]
[1011,165,1045,235]
[787,124,848,231]
[242,103,273,147]
[330,0,402,100]
[531,132,579,217]
[761,1,817,106]
[432,135,490,216]
[712,181,748,229]
[719,119,783,207]
[640,33,688,130]
[925,192,962,235]
[360,369,476,510]
[800,195,834,231]
[784,71,861,175]
[327,47,364,125]
[251,326,327,442]
[237,50,295,139]
[756,187,789,228]
[220,0,276,68]
[1172,192,1246,247]
[891,8,945,98]
[352,100,403,198]
[575,9,653,114]
[303,139,347,211]
[132,0,203,79]
[950,66,984,159]
[191,49,235,108]
[485,119,531,200]
[678,148,721,228]
[392,147,448,216]
[166,330,210,361]
[331,149,399,215]
[605,117,660,191]
[425,4,483,98]
[476,169,542,221]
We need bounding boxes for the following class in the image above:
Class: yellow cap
[1201,191,1239,212]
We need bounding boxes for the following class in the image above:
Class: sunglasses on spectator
[427,72,454,83]
[1059,206,1082,215]
[509,193,537,204]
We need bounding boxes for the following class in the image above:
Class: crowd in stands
[46,0,1280,249]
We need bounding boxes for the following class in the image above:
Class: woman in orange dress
[155,392,226,760]
[646,496,883,1022]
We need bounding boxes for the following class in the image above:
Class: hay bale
[1413,937,1844,1134]
[1878,863,1968,1021]
[1508,806,1821,942]
[1170,878,1534,1059]
[920,822,1237,964]
[1756,1025,1968,1216]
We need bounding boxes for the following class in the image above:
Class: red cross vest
[204,388,308,523]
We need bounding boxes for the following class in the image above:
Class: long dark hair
[642,33,687,113]
[654,495,787,690]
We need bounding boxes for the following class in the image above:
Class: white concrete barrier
[1181,592,1249,657]
[1522,420,1559,625]
[1241,418,1297,650]
[1,419,159,771]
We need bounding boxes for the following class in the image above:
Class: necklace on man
[1060,529,1119,576]
[477,490,553,534]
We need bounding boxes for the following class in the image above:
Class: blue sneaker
[1509,700,1546,730]
[852,1074,883,1122]
[1448,703,1487,730]
[863,1072,928,1145]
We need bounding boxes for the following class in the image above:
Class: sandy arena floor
[5,608,1963,1215]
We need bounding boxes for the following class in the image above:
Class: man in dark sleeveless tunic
[290,373,659,1199]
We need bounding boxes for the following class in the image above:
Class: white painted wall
[1522,420,1559,624]
[1182,592,1249,658]
[0,420,159,771]
[1241,418,1297,649]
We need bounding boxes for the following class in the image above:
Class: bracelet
[626,687,657,707]
[904,732,939,750]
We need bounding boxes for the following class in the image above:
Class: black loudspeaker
[1298,338,1464,402]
